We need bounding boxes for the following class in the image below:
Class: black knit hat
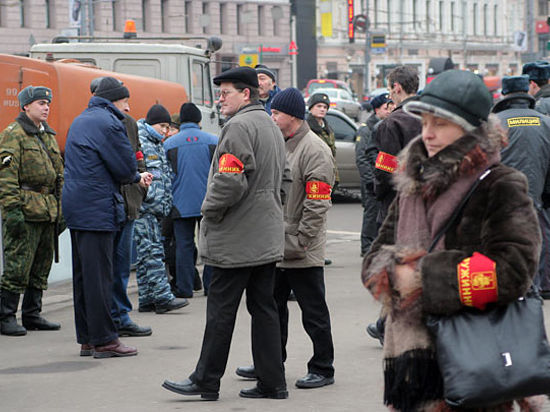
[145,104,171,125]
[255,64,276,82]
[213,67,259,88]
[308,93,331,110]
[522,60,550,81]
[271,87,306,119]
[18,86,52,108]
[404,70,492,131]
[179,102,202,123]
[501,75,529,95]
[94,77,130,102]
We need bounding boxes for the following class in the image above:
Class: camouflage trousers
[1,220,54,293]
[134,213,174,307]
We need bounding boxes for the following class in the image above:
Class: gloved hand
[3,208,26,238]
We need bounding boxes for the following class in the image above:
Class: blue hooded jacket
[163,123,218,218]
[63,96,140,231]
[263,85,281,115]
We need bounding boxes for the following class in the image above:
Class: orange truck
[0,54,190,151]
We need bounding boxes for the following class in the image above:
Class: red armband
[457,252,498,310]
[219,153,244,174]
[306,181,331,200]
[136,151,144,161]
[375,151,398,173]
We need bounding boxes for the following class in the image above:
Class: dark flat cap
[213,67,259,88]
[501,75,530,95]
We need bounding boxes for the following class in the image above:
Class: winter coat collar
[284,121,310,151]
[137,119,164,143]
[393,95,419,112]
[306,113,331,136]
[227,102,265,120]
[16,112,56,136]
[179,122,200,131]
[88,95,125,121]
[492,92,535,113]
[535,83,550,99]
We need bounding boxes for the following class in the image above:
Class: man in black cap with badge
[162,66,290,401]
[492,75,550,299]
[522,60,550,115]
[255,64,280,115]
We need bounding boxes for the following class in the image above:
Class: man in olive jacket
[236,87,336,389]
[163,67,289,401]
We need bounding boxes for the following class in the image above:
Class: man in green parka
[0,85,64,336]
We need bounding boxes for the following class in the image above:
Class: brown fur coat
[362,132,543,411]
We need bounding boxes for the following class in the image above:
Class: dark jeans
[173,217,200,297]
[274,266,335,378]
[190,263,286,392]
[360,182,381,255]
[111,220,135,327]
[70,230,118,346]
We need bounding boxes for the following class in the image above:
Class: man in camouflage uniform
[0,85,63,336]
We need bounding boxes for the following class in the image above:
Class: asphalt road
[0,201,549,411]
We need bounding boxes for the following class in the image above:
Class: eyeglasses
[219,88,243,98]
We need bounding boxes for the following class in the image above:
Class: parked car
[324,109,360,189]
[311,88,362,121]
[305,78,354,98]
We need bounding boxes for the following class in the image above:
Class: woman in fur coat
[362,70,546,411]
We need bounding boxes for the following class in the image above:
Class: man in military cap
[522,60,550,115]
[492,75,550,299]
[163,66,289,401]
[0,85,64,336]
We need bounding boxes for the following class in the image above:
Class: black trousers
[274,266,335,378]
[190,262,286,392]
[70,230,118,346]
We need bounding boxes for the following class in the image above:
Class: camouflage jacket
[306,114,336,157]
[0,112,64,222]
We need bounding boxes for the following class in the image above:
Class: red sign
[289,41,298,56]
[348,0,354,42]
[536,20,549,34]
[258,46,282,53]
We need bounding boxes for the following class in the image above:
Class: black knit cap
[501,75,530,95]
[18,86,52,108]
[145,104,171,125]
[404,70,492,131]
[213,66,259,88]
[522,60,550,81]
[94,76,130,102]
[255,64,276,82]
[308,93,331,110]
[179,102,202,123]
[271,87,305,119]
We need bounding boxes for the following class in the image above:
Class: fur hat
[522,61,550,81]
[501,75,530,95]
[94,77,130,102]
[255,64,276,82]
[179,102,202,123]
[308,93,331,110]
[404,70,492,131]
[213,67,259,88]
[271,87,305,119]
[18,86,52,108]
[145,104,171,125]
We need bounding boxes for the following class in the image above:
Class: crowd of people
[0,57,549,410]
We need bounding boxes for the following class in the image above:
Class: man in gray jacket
[237,87,336,389]
[162,67,289,401]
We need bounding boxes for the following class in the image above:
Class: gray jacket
[279,121,336,268]
[534,84,550,116]
[199,103,289,268]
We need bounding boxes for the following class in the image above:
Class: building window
[374,0,379,28]
[202,2,209,34]
[472,3,477,35]
[45,0,55,28]
[539,0,549,15]
[185,1,192,34]
[142,0,151,32]
[161,0,169,33]
[412,0,418,31]
[438,1,443,31]
[237,4,243,36]
[273,6,281,36]
[220,3,227,34]
[493,5,498,36]
[19,0,26,27]
[450,1,455,32]
[483,4,488,36]
[387,0,391,33]
[258,5,265,36]
[426,0,431,32]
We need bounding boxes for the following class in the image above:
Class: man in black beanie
[492,75,550,299]
[164,102,217,300]
[163,66,289,401]
[236,87,336,390]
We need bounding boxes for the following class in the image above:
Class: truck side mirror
[207,37,223,53]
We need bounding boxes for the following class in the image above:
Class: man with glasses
[163,66,289,401]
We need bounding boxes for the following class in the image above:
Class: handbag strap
[427,169,492,253]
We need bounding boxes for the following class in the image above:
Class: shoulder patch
[506,117,541,127]
[147,154,159,161]
[219,153,244,173]
[306,181,331,200]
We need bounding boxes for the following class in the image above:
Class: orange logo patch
[219,153,244,174]
[306,181,331,200]
[457,252,498,310]
[375,151,398,173]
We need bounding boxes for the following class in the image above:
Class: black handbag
[425,169,550,408]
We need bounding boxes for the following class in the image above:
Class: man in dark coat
[492,75,550,298]
[63,77,152,358]
[255,64,280,115]
[522,60,550,115]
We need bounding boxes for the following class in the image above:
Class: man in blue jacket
[164,103,218,298]
[63,77,152,358]
[255,64,280,115]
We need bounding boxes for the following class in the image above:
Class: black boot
[0,289,26,336]
[21,288,60,331]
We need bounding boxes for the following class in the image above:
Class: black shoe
[155,297,189,314]
[236,365,257,379]
[541,290,550,300]
[366,323,384,345]
[172,289,193,299]
[162,378,219,400]
[138,304,155,313]
[324,258,332,266]
[20,288,61,330]
[239,385,288,399]
[117,321,152,337]
[295,373,334,389]
[22,316,60,331]
[0,290,26,336]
